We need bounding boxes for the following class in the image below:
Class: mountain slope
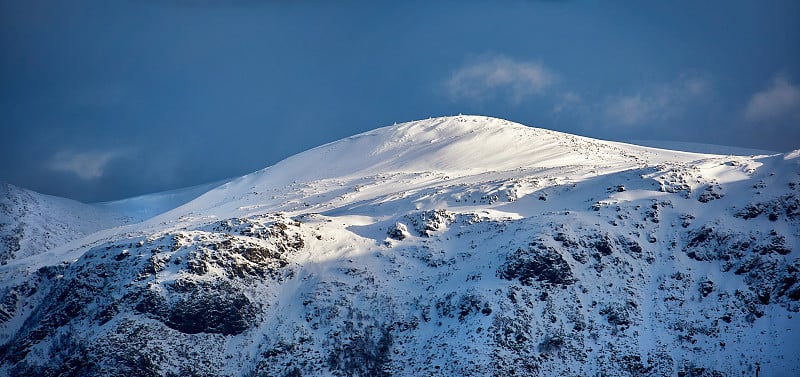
[0,178,231,268]
[150,116,706,228]
[1,116,798,376]
[95,179,230,223]
[0,183,131,266]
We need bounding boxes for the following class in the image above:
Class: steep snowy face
[1,116,798,377]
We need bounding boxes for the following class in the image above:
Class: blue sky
[1,1,799,202]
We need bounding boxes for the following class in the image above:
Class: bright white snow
[1,115,797,376]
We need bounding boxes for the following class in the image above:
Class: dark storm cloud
[1,0,798,202]
[134,0,279,4]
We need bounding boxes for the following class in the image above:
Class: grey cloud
[744,74,800,122]
[48,150,128,180]
[605,74,711,126]
[446,55,555,104]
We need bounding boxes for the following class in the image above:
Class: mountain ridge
[0,115,797,376]
[0,183,133,266]
[159,115,719,226]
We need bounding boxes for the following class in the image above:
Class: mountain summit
[1,116,798,376]
[166,115,705,224]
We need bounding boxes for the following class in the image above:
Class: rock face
[0,116,798,376]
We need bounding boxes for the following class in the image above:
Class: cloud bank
[48,150,125,180]
[446,56,555,104]
[744,74,800,122]
[604,75,710,126]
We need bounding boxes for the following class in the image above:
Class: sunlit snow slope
[157,116,705,224]
[1,115,798,377]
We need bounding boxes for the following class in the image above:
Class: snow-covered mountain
[1,115,798,376]
[0,183,131,266]
[0,179,229,267]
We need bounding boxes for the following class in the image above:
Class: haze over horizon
[1,0,799,202]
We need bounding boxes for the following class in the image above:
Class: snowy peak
[250,115,698,181]
[170,116,710,222]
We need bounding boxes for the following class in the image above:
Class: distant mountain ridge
[0,115,797,376]
[0,179,230,267]
[0,183,131,266]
